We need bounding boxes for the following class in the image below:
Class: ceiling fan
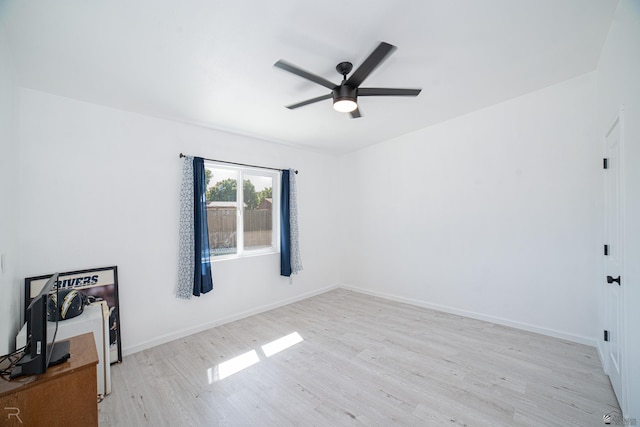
[274,42,421,118]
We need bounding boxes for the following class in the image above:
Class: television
[10,273,70,379]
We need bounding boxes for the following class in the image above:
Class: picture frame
[24,266,122,364]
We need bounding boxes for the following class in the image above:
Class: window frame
[204,161,280,261]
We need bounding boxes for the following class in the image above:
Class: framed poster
[24,266,122,364]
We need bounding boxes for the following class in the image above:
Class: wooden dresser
[0,332,98,427]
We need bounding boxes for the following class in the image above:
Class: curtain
[177,156,195,299]
[280,170,291,276]
[288,168,302,274]
[280,169,302,277]
[177,156,213,298]
[193,157,213,296]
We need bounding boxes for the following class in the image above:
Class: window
[204,162,279,259]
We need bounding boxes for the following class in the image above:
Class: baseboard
[123,284,339,356]
[338,284,596,347]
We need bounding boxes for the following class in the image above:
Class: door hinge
[603,158,609,169]
[604,330,609,342]
[604,244,609,256]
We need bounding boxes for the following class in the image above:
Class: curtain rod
[179,153,298,174]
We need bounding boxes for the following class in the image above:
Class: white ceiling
[1,0,617,153]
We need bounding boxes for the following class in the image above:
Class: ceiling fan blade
[285,93,332,109]
[358,88,422,97]
[349,107,362,119]
[274,60,337,90]
[346,42,397,88]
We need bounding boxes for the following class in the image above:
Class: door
[604,112,624,407]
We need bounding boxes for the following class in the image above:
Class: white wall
[595,0,640,419]
[16,89,340,355]
[339,72,601,345]
[0,19,21,355]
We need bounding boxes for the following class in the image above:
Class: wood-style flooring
[98,289,619,426]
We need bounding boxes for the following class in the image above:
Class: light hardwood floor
[98,289,619,426]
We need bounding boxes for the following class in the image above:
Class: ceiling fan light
[333,98,357,113]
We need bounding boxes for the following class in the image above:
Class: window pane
[205,167,238,256]
[203,163,278,259]
[244,174,273,251]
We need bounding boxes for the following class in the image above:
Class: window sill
[211,248,279,262]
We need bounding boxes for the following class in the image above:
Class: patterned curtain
[177,156,195,298]
[288,168,302,274]
[177,156,213,298]
[280,169,302,277]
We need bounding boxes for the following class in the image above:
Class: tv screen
[10,273,70,379]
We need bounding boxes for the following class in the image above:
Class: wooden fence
[207,207,272,254]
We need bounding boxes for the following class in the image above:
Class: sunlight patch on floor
[208,350,260,382]
[262,332,303,357]
[208,331,304,383]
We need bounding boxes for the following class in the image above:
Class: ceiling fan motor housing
[333,84,357,103]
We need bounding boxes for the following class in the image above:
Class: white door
[604,112,624,407]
